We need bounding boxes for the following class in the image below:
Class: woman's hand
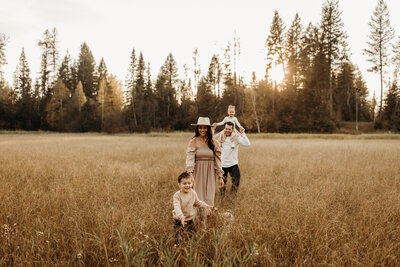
[218,177,224,189]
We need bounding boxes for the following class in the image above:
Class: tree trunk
[59,87,63,131]
[251,92,261,133]
[132,101,137,129]
[379,63,383,123]
[347,84,351,119]
[329,63,333,120]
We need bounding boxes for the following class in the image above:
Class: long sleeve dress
[186,145,224,206]
[216,116,242,130]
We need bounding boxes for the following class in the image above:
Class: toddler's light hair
[228,105,235,111]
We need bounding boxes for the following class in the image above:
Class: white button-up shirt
[220,133,250,168]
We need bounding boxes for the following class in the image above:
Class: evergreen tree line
[1,0,400,133]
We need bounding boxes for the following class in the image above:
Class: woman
[186,117,224,206]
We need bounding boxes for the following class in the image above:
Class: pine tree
[353,69,371,121]
[0,33,7,79]
[125,48,137,131]
[135,52,146,128]
[320,0,347,120]
[393,36,400,75]
[142,62,155,131]
[370,91,377,122]
[266,10,286,78]
[249,72,261,133]
[97,77,107,130]
[13,48,32,102]
[336,61,356,120]
[48,28,59,86]
[196,77,216,118]
[161,53,179,127]
[363,0,395,124]
[233,31,241,85]
[65,81,86,131]
[103,75,123,132]
[285,13,303,90]
[296,21,333,132]
[213,55,223,99]
[46,79,69,130]
[38,29,52,97]
[192,48,200,96]
[383,78,400,130]
[97,58,108,87]
[70,59,79,95]
[299,23,319,89]
[206,56,217,95]
[13,48,35,129]
[71,81,86,114]
[0,33,7,124]
[0,82,12,129]
[176,64,195,130]
[58,51,73,91]
[78,42,96,98]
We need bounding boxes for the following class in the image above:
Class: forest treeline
[0,0,400,133]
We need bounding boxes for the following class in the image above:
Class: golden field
[0,132,400,266]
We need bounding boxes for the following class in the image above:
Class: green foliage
[0,3,392,133]
[383,79,400,131]
[285,13,303,90]
[0,33,7,72]
[196,77,217,118]
[266,10,286,73]
[363,0,395,122]
[78,42,96,98]
[46,79,69,130]
[154,53,179,130]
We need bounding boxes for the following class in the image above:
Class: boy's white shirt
[172,189,209,221]
[220,133,250,168]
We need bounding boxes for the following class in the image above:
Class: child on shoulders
[212,105,244,148]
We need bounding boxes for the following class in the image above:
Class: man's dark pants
[221,164,241,193]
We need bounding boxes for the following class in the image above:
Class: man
[216,121,250,194]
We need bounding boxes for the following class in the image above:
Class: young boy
[172,172,213,242]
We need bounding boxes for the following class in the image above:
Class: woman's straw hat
[191,117,211,126]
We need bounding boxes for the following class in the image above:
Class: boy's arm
[193,191,213,209]
[173,193,185,221]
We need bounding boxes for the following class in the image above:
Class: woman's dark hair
[194,125,215,152]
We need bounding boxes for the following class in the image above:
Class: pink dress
[186,146,224,206]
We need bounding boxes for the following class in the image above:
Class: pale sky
[1,0,400,100]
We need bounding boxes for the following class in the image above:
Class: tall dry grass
[0,133,400,265]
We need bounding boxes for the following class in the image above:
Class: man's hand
[240,127,245,134]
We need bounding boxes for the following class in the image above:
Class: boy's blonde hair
[228,105,235,111]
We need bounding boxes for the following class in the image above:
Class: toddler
[213,105,244,148]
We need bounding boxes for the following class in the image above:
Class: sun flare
[269,64,285,84]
